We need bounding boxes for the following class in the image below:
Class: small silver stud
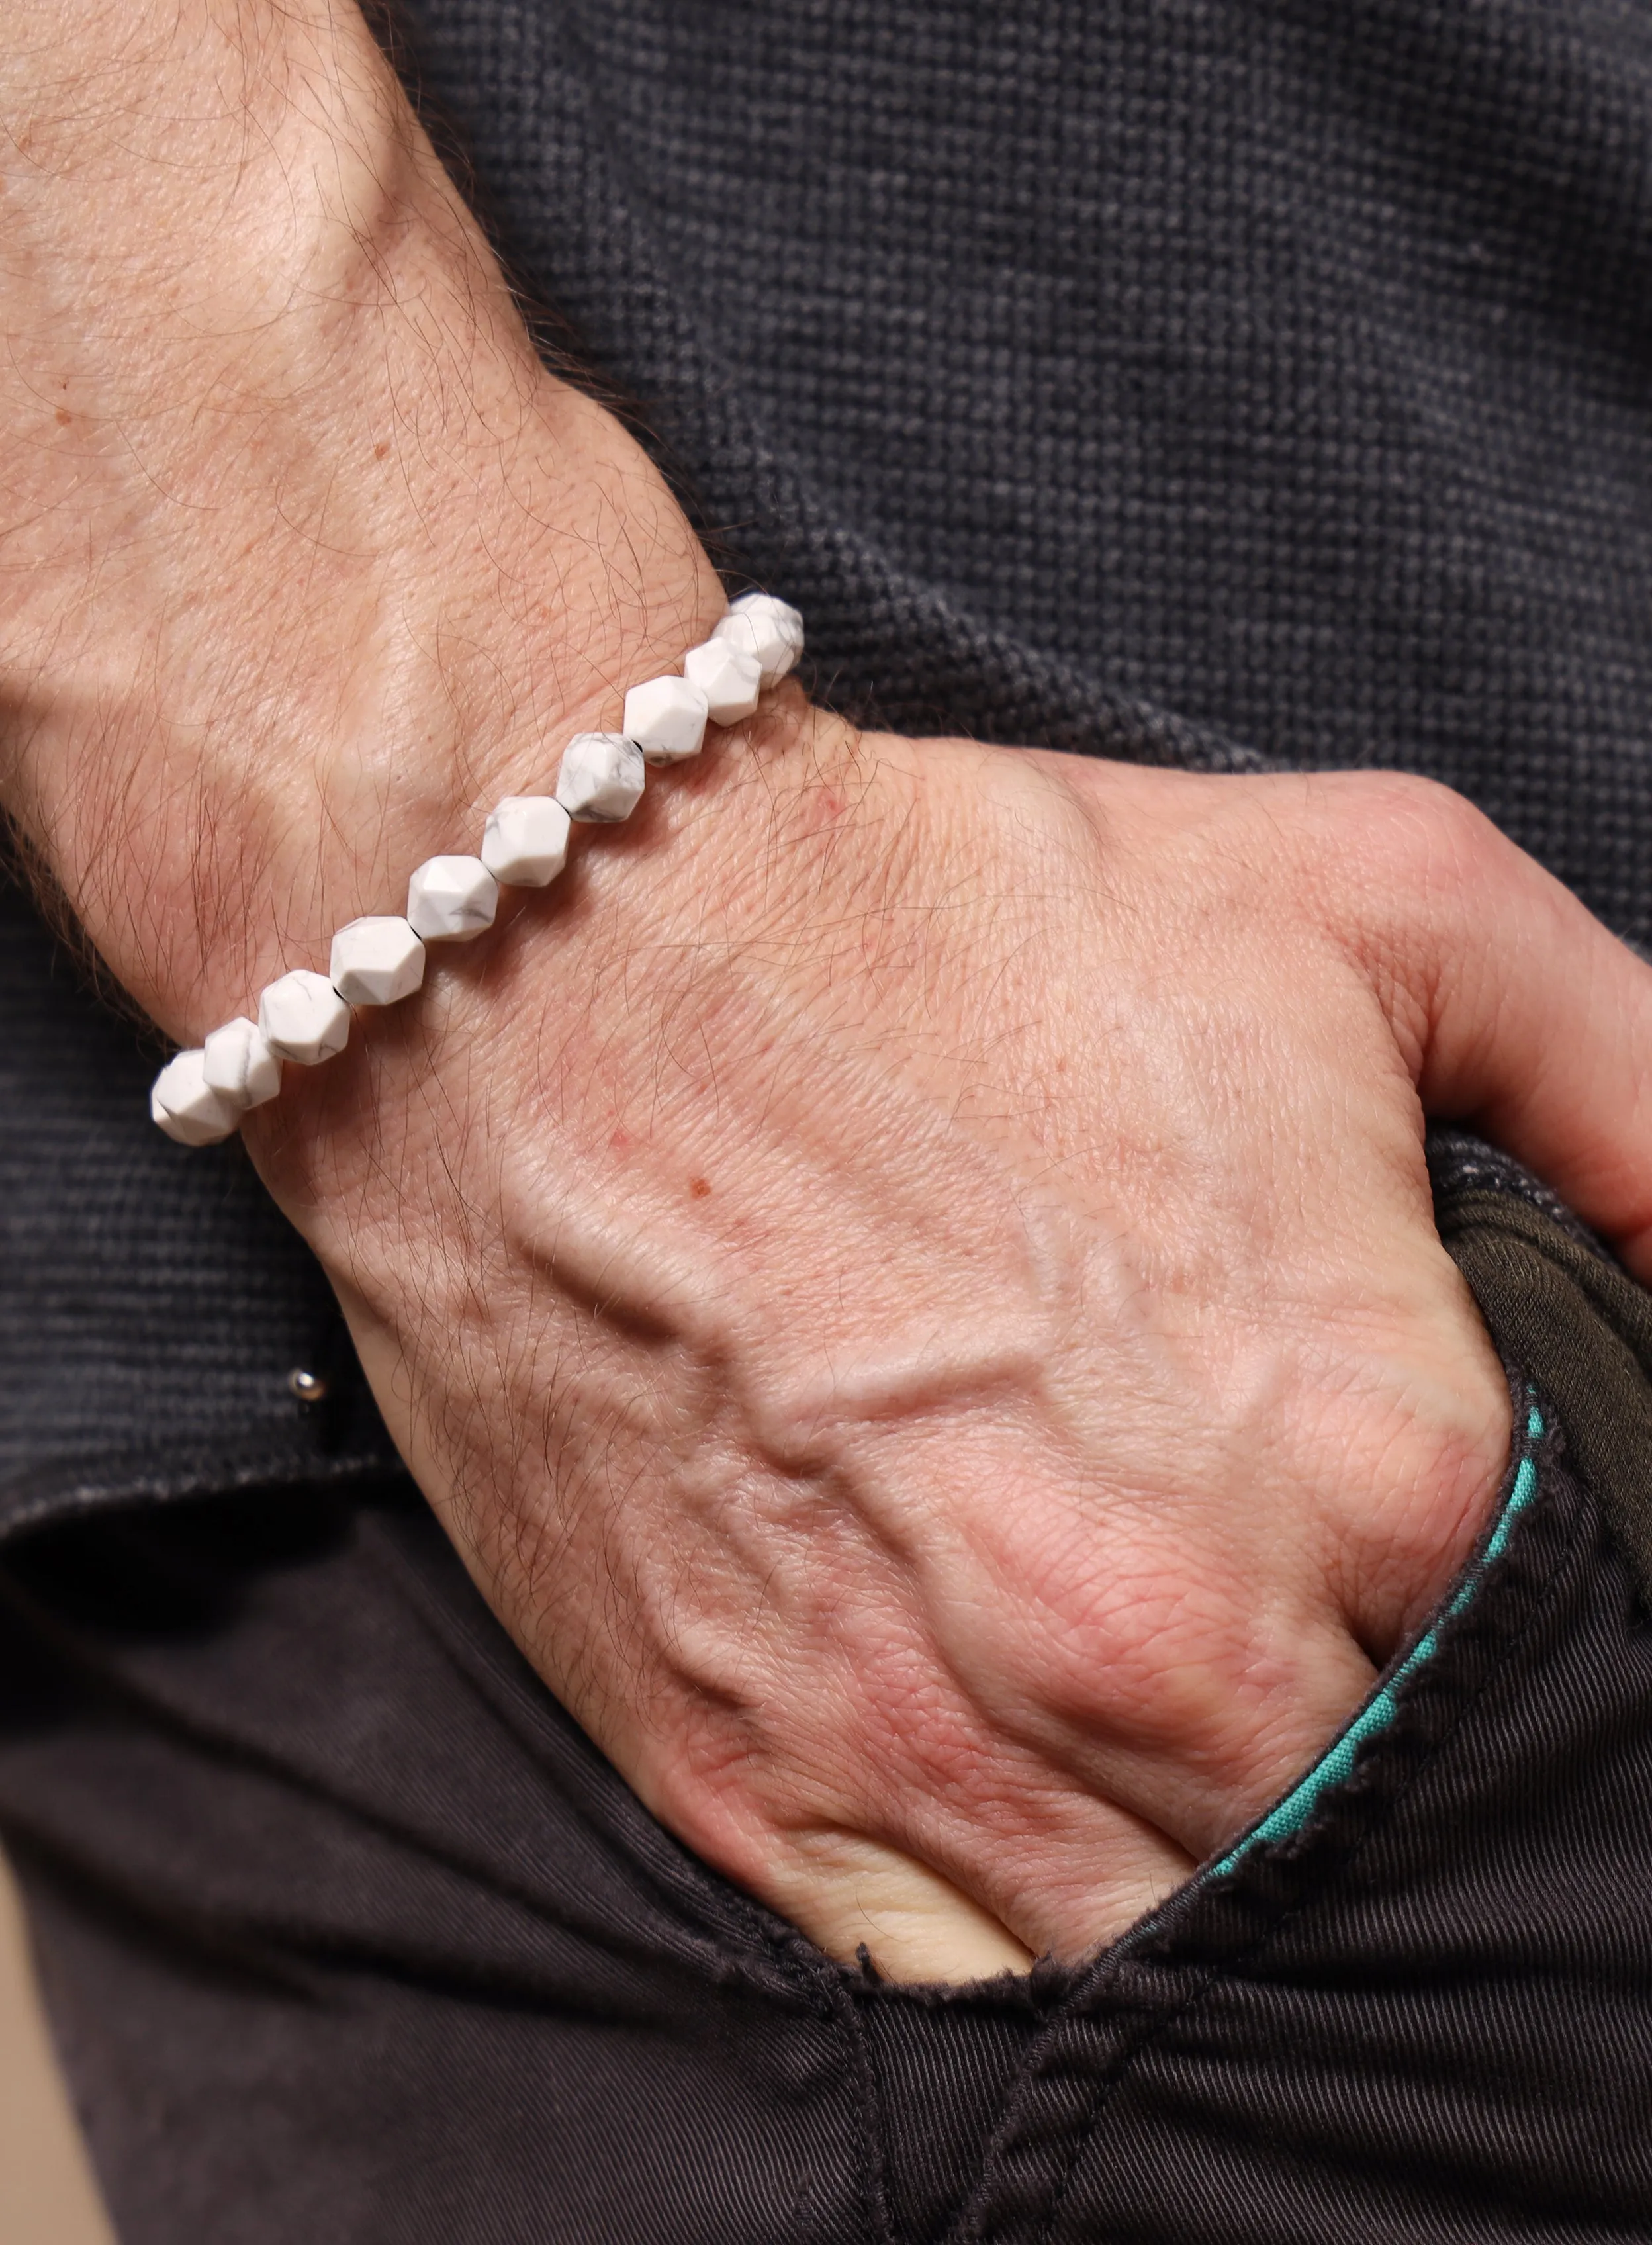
[288,1368,328,1404]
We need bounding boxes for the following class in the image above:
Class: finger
[766,1833,1034,1983]
[1318,774,1652,1279]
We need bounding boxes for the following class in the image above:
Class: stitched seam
[760,1931,895,2245]
[837,1969,899,2245]
[1214,1393,1543,1870]
[1023,1447,1580,2245]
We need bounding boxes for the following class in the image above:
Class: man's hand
[265,717,1652,1977]
[6,0,1652,1983]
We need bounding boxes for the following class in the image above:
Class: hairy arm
[6,0,1652,1982]
[0,0,719,1027]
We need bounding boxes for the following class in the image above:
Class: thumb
[1328,775,1652,1279]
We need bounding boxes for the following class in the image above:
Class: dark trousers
[3,1138,1651,2244]
[7,4,1652,2225]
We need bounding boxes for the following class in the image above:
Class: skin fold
[5,0,1652,1981]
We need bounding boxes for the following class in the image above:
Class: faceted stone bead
[330,915,427,1005]
[406,855,500,942]
[202,1015,283,1109]
[151,1049,240,1146]
[623,675,709,766]
[258,969,351,1066]
[556,731,646,822]
[482,795,572,885]
[684,638,761,724]
[713,592,804,686]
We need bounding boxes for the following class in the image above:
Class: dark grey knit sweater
[4,0,1651,1533]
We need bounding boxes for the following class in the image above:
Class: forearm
[0,0,723,1037]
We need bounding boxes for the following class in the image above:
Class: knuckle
[1313,770,1506,923]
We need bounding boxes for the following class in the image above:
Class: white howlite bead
[258,970,351,1066]
[482,795,572,885]
[330,915,427,1006]
[622,675,710,766]
[555,731,646,823]
[151,1050,240,1146]
[713,592,805,686]
[683,638,762,725]
[202,1015,283,1109]
[406,855,500,943]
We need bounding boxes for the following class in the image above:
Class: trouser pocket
[958,1130,1652,2244]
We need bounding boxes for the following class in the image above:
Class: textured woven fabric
[6,0,1652,1514]
[401,0,1652,929]
[0,878,399,1535]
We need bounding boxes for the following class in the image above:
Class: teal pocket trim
[1213,1395,1544,1875]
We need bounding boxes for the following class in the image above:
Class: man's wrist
[0,0,725,1041]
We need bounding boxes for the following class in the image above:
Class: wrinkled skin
[261,714,1630,1976]
[6,0,1652,1980]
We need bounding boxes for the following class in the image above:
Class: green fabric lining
[1213,1398,1543,1874]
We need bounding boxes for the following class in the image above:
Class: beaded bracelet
[149,592,804,1146]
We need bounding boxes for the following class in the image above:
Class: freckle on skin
[54,407,71,426]
[610,1128,630,1151]
[374,441,390,459]
[690,1177,711,1198]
